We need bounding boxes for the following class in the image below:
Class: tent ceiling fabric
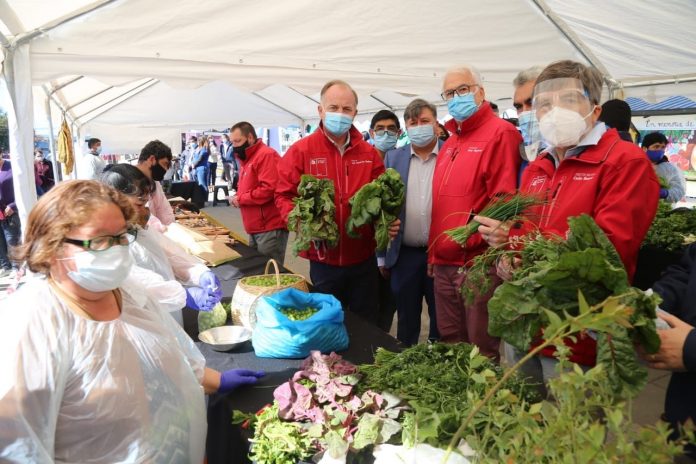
[2,0,695,152]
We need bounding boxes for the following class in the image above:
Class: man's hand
[229,195,240,208]
[388,219,401,240]
[475,216,510,248]
[643,312,693,371]
[4,206,13,217]
[495,255,521,281]
[379,266,390,280]
[427,263,434,278]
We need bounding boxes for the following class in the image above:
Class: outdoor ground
[202,201,671,429]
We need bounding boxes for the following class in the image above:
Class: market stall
[170,235,401,463]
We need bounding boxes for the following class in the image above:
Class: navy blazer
[378,140,443,268]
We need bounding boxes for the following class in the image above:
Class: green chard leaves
[346,168,405,251]
[288,174,340,256]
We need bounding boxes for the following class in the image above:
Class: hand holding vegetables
[288,175,339,255]
[642,312,693,371]
[185,286,215,311]
[388,218,401,240]
[199,271,222,303]
[474,215,511,248]
[346,168,405,251]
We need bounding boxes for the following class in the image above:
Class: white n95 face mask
[67,245,134,292]
[538,106,592,148]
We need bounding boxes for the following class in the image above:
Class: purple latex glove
[659,188,669,199]
[219,369,265,393]
[185,286,215,311]
[199,271,223,303]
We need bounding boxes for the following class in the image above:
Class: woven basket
[231,259,309,329]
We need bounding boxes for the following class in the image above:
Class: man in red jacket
[428,65,522,358]
[477,60,659,392]
[229,121,288,265]
[275,80,390,324]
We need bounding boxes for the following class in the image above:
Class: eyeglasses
[533,89,590,112]
[373,129,399,137]
[441,84,479,101]
[64,228,138,251]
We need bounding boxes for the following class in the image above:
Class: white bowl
[198,325,252,352]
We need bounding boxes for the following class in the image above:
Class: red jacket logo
[309,158,328,177]
[530,175,547,188]
[572,172,596,181]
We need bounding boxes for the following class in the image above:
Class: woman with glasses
[0,180,263,462]
[100,164,223,324]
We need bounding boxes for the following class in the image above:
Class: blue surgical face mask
[95,146,102,155]
[407,125,435,147]
[373,132,398,152]
[517,111,540,146]
[447,93,480,121]
[323,112,353,136]
[646,149,665,163]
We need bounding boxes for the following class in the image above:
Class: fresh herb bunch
[467,363,688,463]
[345,168,405,251]
[288,175,340,256]
[487,214,661,398]
[358,343,537,449]
[642,200,696,252]
[445,193,543,247]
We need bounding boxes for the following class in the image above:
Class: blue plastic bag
[252,288,349,358]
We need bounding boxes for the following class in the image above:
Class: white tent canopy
[2,0,696,222]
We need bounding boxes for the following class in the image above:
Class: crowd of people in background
[1,58,695,460]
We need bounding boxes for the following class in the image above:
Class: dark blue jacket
[652,243,696,443]
[377,140,443,269]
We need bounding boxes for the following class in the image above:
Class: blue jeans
[0,213,21,270]
[194,166,209,201]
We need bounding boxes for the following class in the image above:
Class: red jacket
[275,124,385,266]
[516,128,659,366]
[236,140,285,234]
[428,103,522,266]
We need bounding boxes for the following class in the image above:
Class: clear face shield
[532,78,597,150]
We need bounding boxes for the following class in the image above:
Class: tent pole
[369,95,394,110]
[76,78,158,125]
[288,86,320,104]
[252,92,305,123]
[0,0,24,36]
[65,86,114,111]
[530,0,615,86]
[43,92,62,183]
[1,42,38,229]
[13,0,121,47]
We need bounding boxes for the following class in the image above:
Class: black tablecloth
[170,181,207,209]
[184,243,402,464]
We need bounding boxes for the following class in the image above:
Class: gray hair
[403,98,437,121]
[444,65,483,85]
[513,65,545,88]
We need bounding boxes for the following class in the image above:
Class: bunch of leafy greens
[487,214,661,398]
[642,200,696,252]
[357,343,538,451]
[468,361,688,463]
[236,351,406,463]
[445,193,543,247]
[288,174,340,256]
[346,168,405,251]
